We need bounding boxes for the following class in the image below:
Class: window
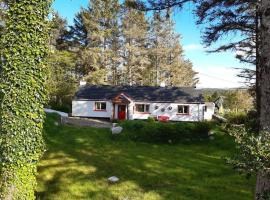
[178,105,189,115]
[204,106,207,112]
[95,102,106,111]
[135,104,150,113]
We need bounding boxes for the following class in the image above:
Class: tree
[69,9,89,48]
[70,0,121,84]
[47,14,78,113]
[50,12,69,50]
[0,0,51,199]
[129,0,257,87]
[121,2,150,85]
[255,1,270,198]
[70,0,197,87]
[223,90,253,112]
[129,0,270,198]
[147,12,197,86]
[147,12,171,85]
[47,50,78,113]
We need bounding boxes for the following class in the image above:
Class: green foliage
[0,0,51,199]
[146,116,156,123]
[226,110,270,198]
[146,12,198,86]
[68,1,197,87]
[116,120,214,144]
[224,110,258,131]
[49,12,70,50]
[121,4,150,85]
[71,0,121,85]
[47,50,78,113]
[225,112,248,125]
[36,113,255,200]
[203,89,254,113]
[227,126,270,176]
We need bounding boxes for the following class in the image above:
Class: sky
[53,0,253,88]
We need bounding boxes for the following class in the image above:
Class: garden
[36,114,255,200]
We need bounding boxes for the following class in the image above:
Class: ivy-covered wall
[0,1,52,199]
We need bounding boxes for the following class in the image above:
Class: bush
[51,104,71,113]
[244,110,258,131]
[225,112,248,125]
[117,120,214,144]
[147,116,156,123]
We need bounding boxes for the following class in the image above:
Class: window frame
[135,104,150,114]
[177,105,190,115]
[94,101,107,111]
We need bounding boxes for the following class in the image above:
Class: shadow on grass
[36,114,255,200]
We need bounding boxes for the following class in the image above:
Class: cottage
[72,85,215,122]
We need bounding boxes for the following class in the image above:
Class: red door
[118,105,126,120]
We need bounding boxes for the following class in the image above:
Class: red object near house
[158,116,170,122]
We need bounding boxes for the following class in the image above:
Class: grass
[37,114,255,200]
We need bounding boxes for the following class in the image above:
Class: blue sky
[53,0,252,88]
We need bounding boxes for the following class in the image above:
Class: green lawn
[37,114,255,200]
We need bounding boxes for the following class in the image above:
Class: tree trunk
[255,0,270,199]
[256,172,270,200]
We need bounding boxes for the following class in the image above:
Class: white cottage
[72,85,215,122]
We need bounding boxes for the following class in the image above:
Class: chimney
[160,81,166,87]
[79,80,87,87]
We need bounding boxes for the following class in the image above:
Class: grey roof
[74,85,205,103]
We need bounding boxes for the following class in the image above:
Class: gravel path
[45,108,112,128]
[62,117,112,128]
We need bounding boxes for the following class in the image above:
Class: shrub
[118,120,213,144]
[225,112,248,125]
[49,103,71,113]
[147,116,156,123]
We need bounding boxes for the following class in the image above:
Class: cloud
[183,44,205,51]
[194,66,246,89]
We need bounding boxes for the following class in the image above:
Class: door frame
[117,104,127,120]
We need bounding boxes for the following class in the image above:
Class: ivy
[0,0,52,199]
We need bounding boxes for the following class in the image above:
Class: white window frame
[177,105,190,115]
[94,102,107,111]
[135,104,150,113]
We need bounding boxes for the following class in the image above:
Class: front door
[118,105,126,120]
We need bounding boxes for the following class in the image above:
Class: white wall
[72,100,213,122]
[203,102,215,120]
[129,102,205,122]
[72,100,113,119]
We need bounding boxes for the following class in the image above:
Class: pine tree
[121,2,150,85]
[70,0,121,84]
[109,19,122,85]
[69,10,89,48]
[148,12,171,86]
[148,12,197,86]
[50,12,71,50]
[256,1,270,198]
